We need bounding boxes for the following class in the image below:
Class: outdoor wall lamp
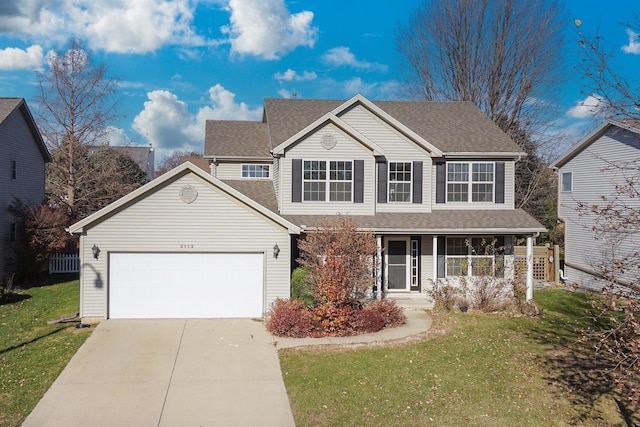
[92,244,101,260]
[273,243,280,259]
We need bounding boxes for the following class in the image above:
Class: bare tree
[35,39,121,219]
[155,150,203,176]
[396,0,566,220]
[575,17,640,119]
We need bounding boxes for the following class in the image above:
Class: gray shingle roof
[282,210,546,234]
[263,98,523,154]
[222,179,279,213]
[0,98,23,124]
[204,121,270,158]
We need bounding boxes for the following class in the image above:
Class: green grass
[0,280,91,427]
[280,288,638,426]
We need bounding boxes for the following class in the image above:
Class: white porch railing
[49,253,80,274]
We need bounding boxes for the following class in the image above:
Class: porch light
[273,243,280,259]
[92,244,101,260]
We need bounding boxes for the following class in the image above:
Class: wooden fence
[48,253,80,274]
[513,246,555,282]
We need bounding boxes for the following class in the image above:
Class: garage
[109,253,264,319]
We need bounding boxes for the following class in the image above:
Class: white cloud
[566,94,609,118]
[221,0,318,59]
[621,29,640,54]
[105,127,134,146]
[0,0,205,54]
[322,47,388,72]
[132,84,261,156]
[0,44,44,70]
[274,68,317,81]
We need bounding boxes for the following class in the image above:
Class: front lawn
[0,280,91,427]
[280,288,638,426]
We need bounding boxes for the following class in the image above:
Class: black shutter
[292,159,302,203]
[495,161,505,204]
[435,161,446,204]
[437,236,446,278]
[412,161,422,204]
[377,159,387,203]
[354,160,364,203]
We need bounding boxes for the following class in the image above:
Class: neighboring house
[0,98,51,280]
[551,119,640,292]
[69,94,544,321]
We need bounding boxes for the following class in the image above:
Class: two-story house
[0,98,51,280]
[551,119,640,292]
[69,94,544,322]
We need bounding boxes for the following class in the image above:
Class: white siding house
[551,119,640,292]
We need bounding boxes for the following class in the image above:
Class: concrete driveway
[22,319,295,427]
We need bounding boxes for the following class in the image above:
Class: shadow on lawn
[0,325,69,356]
[524,290,638,426]
[0,292,31,306]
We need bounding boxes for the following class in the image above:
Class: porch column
[526,235,534,301]
[376,235,382,298]
[432,235,438,282]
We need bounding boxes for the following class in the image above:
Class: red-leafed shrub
[350,309,386,334]
[365,299,406,328]
[266,299,317,338]
[313,303,355,337]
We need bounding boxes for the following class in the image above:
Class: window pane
[446,238,468,255]
[472,183,493,202]
[388,162,411,202]
[303,182,326,201]
[562,172,572,192]
[471,257,494,276]
[447,163,468,181]
[472,163,493,182]
[330,182,351,201]
[446,258,466,276]
[447,183,468,202]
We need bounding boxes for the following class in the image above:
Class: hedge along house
[69,94,544,321]
[67,163,299,322]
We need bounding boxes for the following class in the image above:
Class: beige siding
[280,122,375,215]
[0,108,46,278]
[558,128,640,289]
[341,105,433,213]
[431,160,515,210]
[79,174,291,319]
[272,156,280,209]
[214,162,273,180]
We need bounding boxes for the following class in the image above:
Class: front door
[386,239,408,290]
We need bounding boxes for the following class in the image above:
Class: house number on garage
[180,244,194,249]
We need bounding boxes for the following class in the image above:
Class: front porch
[376,234,537,302]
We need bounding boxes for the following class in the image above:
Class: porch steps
[384,293,434,311]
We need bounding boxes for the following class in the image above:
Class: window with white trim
[388,162,411,202]
[561,172,572,192]
[446,237,496,277]
[241,164,270,178]
[447,162,494,202]
[303,160,352,201]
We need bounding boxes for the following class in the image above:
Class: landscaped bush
[266,299,317,338]
[350,309,386,333]
[365,299,406,328]
[291,267,315,307]
[466,276,512,312]
[428,282,461,311]
[313,303,357,336]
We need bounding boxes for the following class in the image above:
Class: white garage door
[109,253,264,319]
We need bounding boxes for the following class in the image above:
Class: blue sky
[0,0,638,162]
